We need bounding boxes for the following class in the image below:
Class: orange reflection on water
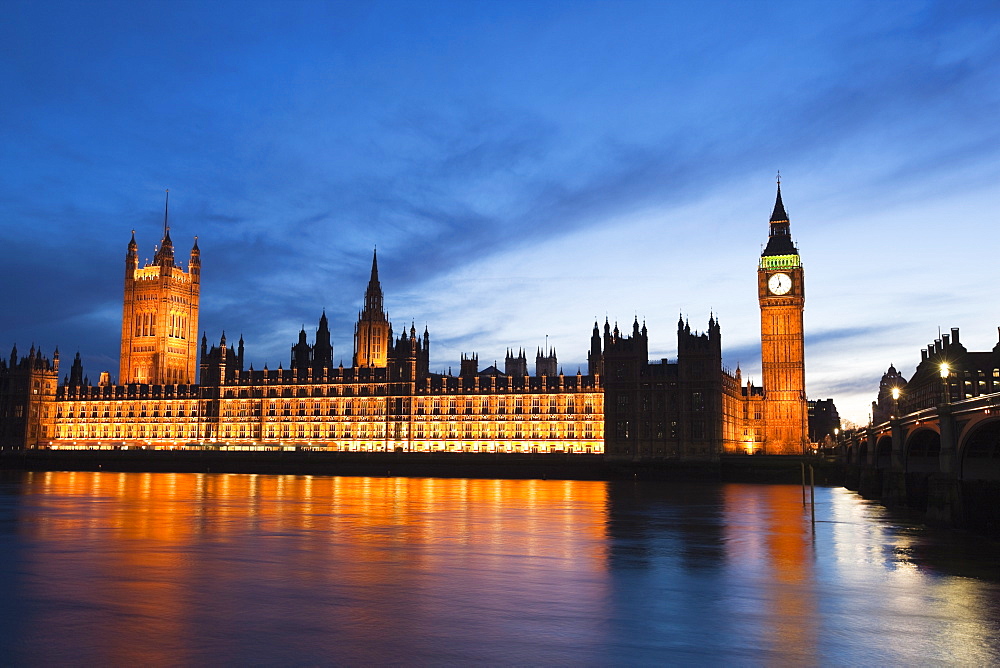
[18,472,610,665]
[723,484,817,662]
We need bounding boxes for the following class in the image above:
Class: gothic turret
[588,320,603,376]
[68,352,84,387]
[189,236,201,284]
[292,326,312,371]
[313,311,333,373]
[126,230,138,278]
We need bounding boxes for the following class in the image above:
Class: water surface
[1,471,998,665]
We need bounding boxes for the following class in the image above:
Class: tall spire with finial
[770,172,788,223]
[363,247,384,317]
[155,189,175,267]
[762,172,796,257]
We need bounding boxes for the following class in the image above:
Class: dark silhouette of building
[808,399,841,443]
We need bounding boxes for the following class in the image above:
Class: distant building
[808,399,840,443]
[2,185,815,457]
[871,327,1000,422]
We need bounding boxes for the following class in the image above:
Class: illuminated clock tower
[758,180,808,454]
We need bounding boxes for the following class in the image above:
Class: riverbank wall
[0,450,844,485]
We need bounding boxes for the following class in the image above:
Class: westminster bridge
[840,391,1000,533]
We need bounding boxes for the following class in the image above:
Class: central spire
[362,248,384,317]
[762,178,796,257]
[354,247,390,368]
[154,190,175,266]
[770,179,788,223]
[163,189,170,238]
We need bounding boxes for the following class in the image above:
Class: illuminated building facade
[119,194,201,385]
[37,247,603,454]
[1,186,815,457]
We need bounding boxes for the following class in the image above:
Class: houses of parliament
[0,185,812,458]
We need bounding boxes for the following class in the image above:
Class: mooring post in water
[801,462,807,506]
[809,465,816,525]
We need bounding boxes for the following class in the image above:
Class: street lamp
[890,386,901,419]
[939,363,951,405]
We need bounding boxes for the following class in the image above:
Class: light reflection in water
[721,484,817,663]
[1,473,999,665]
[9,472,611,665]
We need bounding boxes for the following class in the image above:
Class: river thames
[1,471,998,665]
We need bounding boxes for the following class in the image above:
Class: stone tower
[757,180,808,453]
[353,249,390,368]
[119,192,200,385]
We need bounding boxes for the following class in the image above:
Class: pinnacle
[770,182,788,222]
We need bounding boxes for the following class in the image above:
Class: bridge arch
[875,435,892,469]
[858,440,869,466]
[904,428,941,474]
[959,418,1000,481]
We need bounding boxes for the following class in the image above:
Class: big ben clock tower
[758,179,808,454]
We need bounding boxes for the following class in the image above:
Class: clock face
[768,272,792,295]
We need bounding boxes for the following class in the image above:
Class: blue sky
[2,0,998,423]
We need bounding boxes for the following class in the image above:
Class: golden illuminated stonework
[119,194,200,386]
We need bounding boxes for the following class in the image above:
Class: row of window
[55,421,601,441]
[613,420,704,440]
[51,442,602,454]
[218,384,600,398]
[213,396,601,417]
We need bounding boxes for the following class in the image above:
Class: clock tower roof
[762,181,798,257]
[770,182,788,223]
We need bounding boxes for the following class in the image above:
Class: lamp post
[938,362,958,474]
[939,363,951,405]
[889,386,904,471]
